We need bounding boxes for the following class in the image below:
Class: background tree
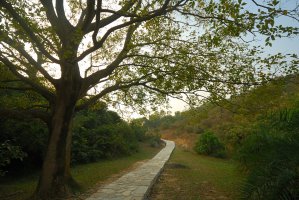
[0,0,298,199]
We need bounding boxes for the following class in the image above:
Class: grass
[149,147,244,200]
[0,143,161,200]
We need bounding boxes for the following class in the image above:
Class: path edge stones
[85,139,175,200]
[143,139,175,200]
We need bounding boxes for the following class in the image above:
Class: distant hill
[145,74,299,152]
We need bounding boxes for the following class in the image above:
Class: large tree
[0,0,298,199]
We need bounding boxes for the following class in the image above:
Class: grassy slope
[0,143,161,200]
[149,76,299,200]
[150,147,244,200]
[159,75,299,145]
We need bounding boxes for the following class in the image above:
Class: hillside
[146,75,299,152]
[145,74,299,199]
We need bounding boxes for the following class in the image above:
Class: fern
[237,108,299,200]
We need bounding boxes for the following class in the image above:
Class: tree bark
[32,89,80,200]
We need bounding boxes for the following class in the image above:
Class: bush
[194,131,226,158]
[193,126,204,134]
[0,118,47,173]
[185,125,194,133]
[236,108,299,200]
[71,109,141,164]
[130,123,147,142]
[0,140,27,176]
[148,133,162,147]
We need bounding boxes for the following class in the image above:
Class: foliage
[0,140,27,176]
[0,118,48,173]
[0,106,148,171]
[146,131,162,148]
[143,75,299,199]
[143,111,183,130]
[194,131,226,158]
[143,75,299,198]
[147,75,299,152]
[0,0,297,120]
[71,107,154,164]
[130,118,147,142]
[236,108,299,200]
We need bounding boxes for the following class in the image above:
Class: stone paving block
[85,139,175,200]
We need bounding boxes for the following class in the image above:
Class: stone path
[85,139,175,200]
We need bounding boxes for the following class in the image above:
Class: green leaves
[194,131,226,158]
[0,140,27,176]
[1,0,298,115]
[236,108,299,199]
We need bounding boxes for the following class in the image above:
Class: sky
[158,0,299,117]
[59,0,299,119]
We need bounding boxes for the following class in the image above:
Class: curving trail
[85,139,175,200]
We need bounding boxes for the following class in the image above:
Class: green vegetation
[236,108,299,200]
[150,147,243,200]
[0,143,161,200]
[147,75,299,199]
[0,107,149,174]
[0,141,27,176]
[0,90,163,199]
[194,131,226,158]
[72,108,142,163]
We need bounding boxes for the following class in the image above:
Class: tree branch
[84,0,136,34]
[79,0,96,31]
[0,31,57,86]
[78,0,176,62]
[0,108,50,124]
[82,23,140,92]
[251,0,273,10]
[55,0,73,29]
[0,86,33,91]
[0,57,55,102]
[0,0,60,63]
[92,0,102,43]
[76,80,148,111]
[99,8,139,18]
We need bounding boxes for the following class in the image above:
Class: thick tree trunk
[32,92,79,200]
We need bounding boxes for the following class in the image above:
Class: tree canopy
[0,0,298,115]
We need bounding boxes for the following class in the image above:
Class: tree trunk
[33,91,79,200]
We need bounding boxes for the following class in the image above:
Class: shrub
[193,126,204,134]
[194,131,226,158]
[185,125,194,133]
[0,140,27,176]
[236,108,299,200]
[130,123,147,142]
[148,133,162,147]
[0,118,47,173]
[71,109,141,164]
[72,127,136,163]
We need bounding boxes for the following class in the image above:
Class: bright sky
[36,0,299,119]
[162,1,299,117]
[71,0,299,119]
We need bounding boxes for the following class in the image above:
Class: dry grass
[160,129,198,150]
[149,147,244,200]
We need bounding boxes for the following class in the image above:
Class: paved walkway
[85,139,175,200]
